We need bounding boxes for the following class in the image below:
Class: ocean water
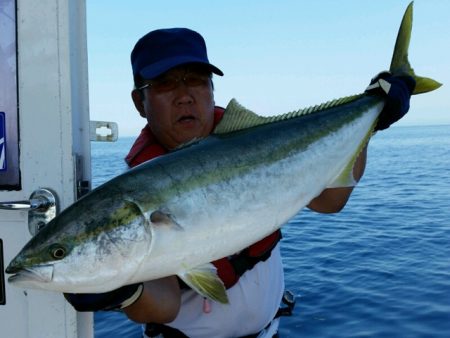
[91,125,450,338]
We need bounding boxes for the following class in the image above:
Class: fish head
[6,198,152,293]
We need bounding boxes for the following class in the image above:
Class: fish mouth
[7,265,54,285]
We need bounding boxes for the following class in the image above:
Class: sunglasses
[137,70,211,93]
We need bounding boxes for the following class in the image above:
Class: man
[66,28,414,337]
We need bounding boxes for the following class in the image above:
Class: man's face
[135,65,215,150]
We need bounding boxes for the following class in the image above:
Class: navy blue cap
[131,28,223,80]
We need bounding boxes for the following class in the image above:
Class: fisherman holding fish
[61,27,415,338]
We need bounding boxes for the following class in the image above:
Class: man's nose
[174,83,194,105]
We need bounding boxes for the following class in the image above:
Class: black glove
[64,283,143,312]
[365,71,416,131]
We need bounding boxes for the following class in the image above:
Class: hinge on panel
[81,121,118,199]
[89,121,118,142]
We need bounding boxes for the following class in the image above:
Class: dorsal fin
[213,99,266,134]
[213,96,363,134]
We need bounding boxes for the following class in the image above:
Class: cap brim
[140,56,223,79]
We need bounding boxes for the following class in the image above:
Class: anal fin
[328,124,375,188]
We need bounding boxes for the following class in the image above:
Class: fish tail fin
[390,2,442,94]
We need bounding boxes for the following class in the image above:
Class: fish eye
[49,244,66,260]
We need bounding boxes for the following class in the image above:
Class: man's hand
[64,283,143,312]
[365,71,416,131]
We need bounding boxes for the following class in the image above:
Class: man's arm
[64,276,181,324]
[123,276,181,323]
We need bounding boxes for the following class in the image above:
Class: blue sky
[87,0,449,137]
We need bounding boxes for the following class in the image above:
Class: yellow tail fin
[390,2,442,94]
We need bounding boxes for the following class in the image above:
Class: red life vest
[125,107,281,289]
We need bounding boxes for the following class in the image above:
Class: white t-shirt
[165,244,284,338]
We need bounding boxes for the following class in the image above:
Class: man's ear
[131,89,147,118]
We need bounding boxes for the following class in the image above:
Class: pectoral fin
[178,263,229,304]
[150,210,183,230]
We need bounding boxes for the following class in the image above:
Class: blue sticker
[0,112,6,171]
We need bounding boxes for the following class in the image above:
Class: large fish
[6,3,441,304]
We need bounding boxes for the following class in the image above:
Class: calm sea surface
[92,125,450,338]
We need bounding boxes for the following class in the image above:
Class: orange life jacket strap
[213,230,282,289]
